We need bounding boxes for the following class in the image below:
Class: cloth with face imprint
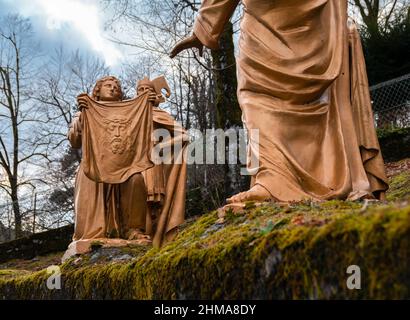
[193,0,388,201]
[66,93,188,253]
[81,93,154,184]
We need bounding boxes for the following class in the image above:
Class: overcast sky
[0,0,124,67]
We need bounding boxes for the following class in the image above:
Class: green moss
[2,161,409,299]
[0,269,31,280]
[377,127,410,139]
[3,252,63,271]
[387,171,410,201]
[1,198,409,299]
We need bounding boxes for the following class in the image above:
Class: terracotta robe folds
[144,106,189,245]
[66,92,188,256]
[194,0,388,201]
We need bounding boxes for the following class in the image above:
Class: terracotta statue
[63,75,187,260]
[171,0,388,203]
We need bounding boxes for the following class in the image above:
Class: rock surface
[0,159,409,299]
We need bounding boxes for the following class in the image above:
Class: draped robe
[194,0,388,201]
[143,106,189,247]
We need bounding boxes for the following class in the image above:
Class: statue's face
[137,85,153,96]
[99,80,121,101]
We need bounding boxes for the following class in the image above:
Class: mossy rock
[1,160,408,299]
[387,170,410,201]
[1,199,409,299]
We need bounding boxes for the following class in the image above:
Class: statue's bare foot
[348,190,376,201]
[126,229,152,244]
[226,184,272,204]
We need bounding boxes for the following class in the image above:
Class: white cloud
[2,0,123,66]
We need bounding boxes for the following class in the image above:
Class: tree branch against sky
[0,15,48,237]
[349,0,409,36]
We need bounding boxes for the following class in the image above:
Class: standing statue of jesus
[171,0,388,203]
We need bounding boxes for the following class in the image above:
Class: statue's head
[136,77,154,96]
[92,76,123,101]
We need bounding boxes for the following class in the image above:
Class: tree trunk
[211,21,249,200]
[211,21,241,129]
[10,180,22,238]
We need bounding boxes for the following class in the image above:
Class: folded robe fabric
[81,93,154,184]
[193,0,388,201]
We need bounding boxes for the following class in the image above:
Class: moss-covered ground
[0,159,409,299]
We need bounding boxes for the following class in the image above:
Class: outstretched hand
[170,33,204,58]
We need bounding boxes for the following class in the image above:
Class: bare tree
[0,15,49,238]
[35,48,109,155]
[31,48,110,229]
[349,0,409,36]
[0,18,108,237]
